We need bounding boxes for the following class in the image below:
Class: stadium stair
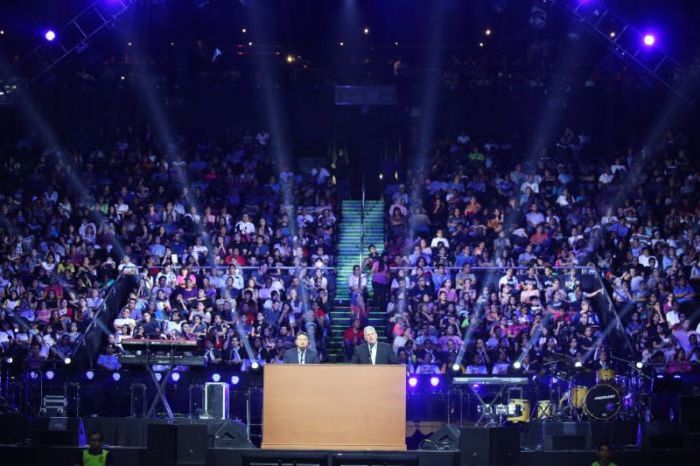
[328,199,386,361]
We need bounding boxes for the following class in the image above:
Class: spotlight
[127,42,132,47]
[241,28,247,34]
[170,41,175,47]
[339,41,344,47]
[636,361,644,369]
[485,29,492,36]
[513,361,522,370]
[5,356,13,364]
[86,370,95,380]
[479,42,484,48]
[120,76,126,81]
[112,372,121,382]
[643,34,656,47]
[29,371,39,380]
[154,372,162,382]
[408,376,418,387]
[363,27,370,35]
[394,41,399,46]
[64,357,72,365]
[609,31,616,38]
[429,376,440,387]
[211,373,221,382]
[248,41,253,46]
[379,173,383,180]
[286,54,295,63]
[171,372,180,382]
[451,363,461,372]
[0,30,5,36]
[44,30,56,42]
[46,370,55,380]
[574,361,583,368]
[251,362,260,370]
[231,375,240,385]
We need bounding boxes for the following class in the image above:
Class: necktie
[299,350,305,364]
[369,344,375,365]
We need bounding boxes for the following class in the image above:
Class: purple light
[44,30,56,42]
[643,34,656,47]
[408,376,418,388]
[45,370,55,380]
[155,373,162,382]
[171,372,180,382]
[29,371,39,380]
[231,375,240,385]
[430,376,440,387]
[112,372,121,381]
[211,373,221,382]
[86,370,95,380]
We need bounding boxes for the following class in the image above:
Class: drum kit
[506,355,650,424]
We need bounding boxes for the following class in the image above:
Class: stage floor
[0,445,697,466]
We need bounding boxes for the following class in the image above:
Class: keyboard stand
[468,383,509,427]
[145,363,175,419]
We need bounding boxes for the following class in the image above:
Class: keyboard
[452,376,529,385]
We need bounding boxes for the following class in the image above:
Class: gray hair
[363,326,377,335]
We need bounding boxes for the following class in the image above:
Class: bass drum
[583,384,621,421]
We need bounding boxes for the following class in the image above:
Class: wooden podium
[261,364,406,450]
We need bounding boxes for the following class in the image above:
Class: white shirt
[369,343,377,365]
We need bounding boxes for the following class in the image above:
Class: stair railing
[360,174,366,268]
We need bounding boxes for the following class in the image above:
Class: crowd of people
[0,127,339,371]
[354,127,700,375]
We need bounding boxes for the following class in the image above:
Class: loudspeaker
[459,427,519,466]
[204,382,230,420]
[641,422,687,449]
[544,434,588,450]
[33,417,86,446]
[176,424,207,465]
[421,425,460,450]
[209,420,253,448]
[147,424,177,466]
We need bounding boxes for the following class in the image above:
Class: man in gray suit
[282,332,320,364]
[351,326,398,364]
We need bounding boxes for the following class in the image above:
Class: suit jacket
[351,341,399,364]
[282,347,320,364]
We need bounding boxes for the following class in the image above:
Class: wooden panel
[262,365,406,450]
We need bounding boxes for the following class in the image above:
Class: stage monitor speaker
[204,382,230,420]
[176,424,207,465]
[210,420,253,449]
[641,422,687,450]
[34,417,86,446]
[544,434,589,450]
[459,427,519,466]
[147,424,178,466]
[421,425,460,450]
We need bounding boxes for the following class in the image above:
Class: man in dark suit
[282,332,320,364]
[351,326,398,365]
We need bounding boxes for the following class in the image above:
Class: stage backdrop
[262,364,406,450]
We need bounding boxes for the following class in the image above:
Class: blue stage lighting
[212,373,221,382]
[231,375,240,385]
[112,372,121,382]
[46,370,55,380]
[86,370,95,380]
[408,376,418,388]
[44,30,56,42]
[171,372,180,382]
[429,376,440,387]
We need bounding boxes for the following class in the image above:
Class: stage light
[379,173,383,180]
[643,34,656,47]
[363,27,370,35]
[251,361,260,370]
[609,31,616,38]
[29,371,39,380]
[479,42,484,48]
[127,42,132,47]
[0,30,5,36]
[171,372,180,382]
[286,54,295,63]
[170,41,175,47]
[64,357,72,365]
[513,361,522,369]
[248,41,253,46]
[452,363,460,371]
[120,76,126,81]
[5,356,12,364]
[155,373,162,382]
[574,361,583,368]
[86,370,95,380]
[112,372,121,381]
[485,29,492,36]
[241,28,247,34]
[46,370,55,380]
[231,375,240,385]
[394,41,399,46]
[636,361,644,369]
[339,42,344,47]
[44,30,56,42]
[212,373,221,382]
[429,376,440,387]
[408,376,418,388]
